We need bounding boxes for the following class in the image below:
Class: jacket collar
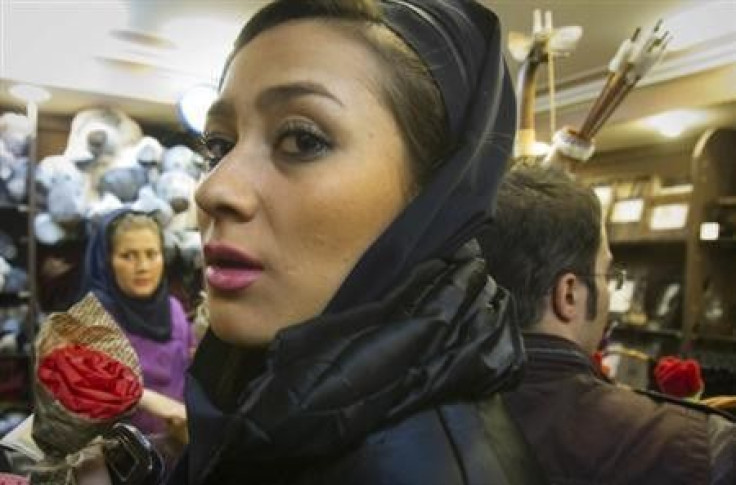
[520,333,608,381]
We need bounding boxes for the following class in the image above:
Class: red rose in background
[592,351,611,378]
[654,356,704,399]
[38,344,143,420]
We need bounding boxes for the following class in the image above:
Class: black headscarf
[325,0,515,312]
[182,1,517,482]
[80,208,172,341]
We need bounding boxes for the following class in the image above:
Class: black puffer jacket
[169,243,542,484]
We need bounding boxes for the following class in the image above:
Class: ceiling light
[664,3,736,51]
[9,84,51,104]
[178,84,218,134]
[642,110,707,139]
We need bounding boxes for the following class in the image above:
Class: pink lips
[203,243,264,292]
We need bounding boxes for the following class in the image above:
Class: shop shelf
[611,323,683,339]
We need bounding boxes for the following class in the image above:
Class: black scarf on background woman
[184,0,518,483]
[79,208,172,341]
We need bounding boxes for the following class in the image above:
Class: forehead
[219,20,385,107]
[112,228,160,249]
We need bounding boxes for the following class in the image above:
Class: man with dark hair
[481,166,736,485]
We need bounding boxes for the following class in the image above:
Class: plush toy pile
[33,108,204,269]
[0,113,31,377]
[0,114,31,301]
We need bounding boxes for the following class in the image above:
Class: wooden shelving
[610,236,687,246]
[692,333,736,344]
[0,203,29,213]
[612,324,683,339]
[578,128,736,360]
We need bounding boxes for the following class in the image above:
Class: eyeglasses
[579,266,627,291]
[602,267,627,291]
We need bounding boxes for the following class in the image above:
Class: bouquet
[654,356,704,401]
[30,293,143,484]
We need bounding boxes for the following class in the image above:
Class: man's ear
[551,273,581,323]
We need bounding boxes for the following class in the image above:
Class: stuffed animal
[161,145,205,181]
[0,113,32,204]
[98,163,148,203]
[174,230,203,269]
[0,231,17,262]
[34,155,88,244]
[63,108,143,203]
[0,256,9,292]
[4,156,29,204]
[134,136,165,184]
[0,139,25,204]
[0,112,32,158]
[86,192,123,221]
[131,185,173,228]
[156,145,203,215]
[0,256,27,294]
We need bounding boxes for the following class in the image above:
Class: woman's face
[196,20,417,346]
[111,228,164,299]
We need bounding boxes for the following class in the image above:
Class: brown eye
[275,121,332,161]
[200,134,234,168]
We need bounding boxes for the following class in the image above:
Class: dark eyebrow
[256,82,345,111]
[206,99,236,125]
[205,82,343,128]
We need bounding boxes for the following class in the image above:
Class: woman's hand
[139,389,188,444]
[74,444,112,485]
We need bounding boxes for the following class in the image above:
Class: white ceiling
[1,0,735,153]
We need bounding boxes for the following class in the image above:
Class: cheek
[288,166,410,265]
[111,261,130,285]
[152,260,165,278]
[598,284,610,314]
[196,206,210,234]
[270,158,412,318]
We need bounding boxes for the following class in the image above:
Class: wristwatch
[102,424,165,485]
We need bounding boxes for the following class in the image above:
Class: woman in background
[81,209,194,455]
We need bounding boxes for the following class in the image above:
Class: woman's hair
[107,212,163,252]
[225,0,449,185]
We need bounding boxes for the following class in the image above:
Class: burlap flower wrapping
[31,293,142,483]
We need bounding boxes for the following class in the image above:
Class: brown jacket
[503,333,736,485]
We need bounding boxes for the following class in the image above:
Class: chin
[208,309,274,348]
[132,288,157,299]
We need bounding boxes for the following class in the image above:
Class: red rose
[592,351,611,378]
[654,356,704,399]
[37,344,143,420]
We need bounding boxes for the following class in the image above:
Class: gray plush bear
[34,155,88,244]
[0,113,32,204]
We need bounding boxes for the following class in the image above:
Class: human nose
[195,146,258,224]
[135,256,150,270]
